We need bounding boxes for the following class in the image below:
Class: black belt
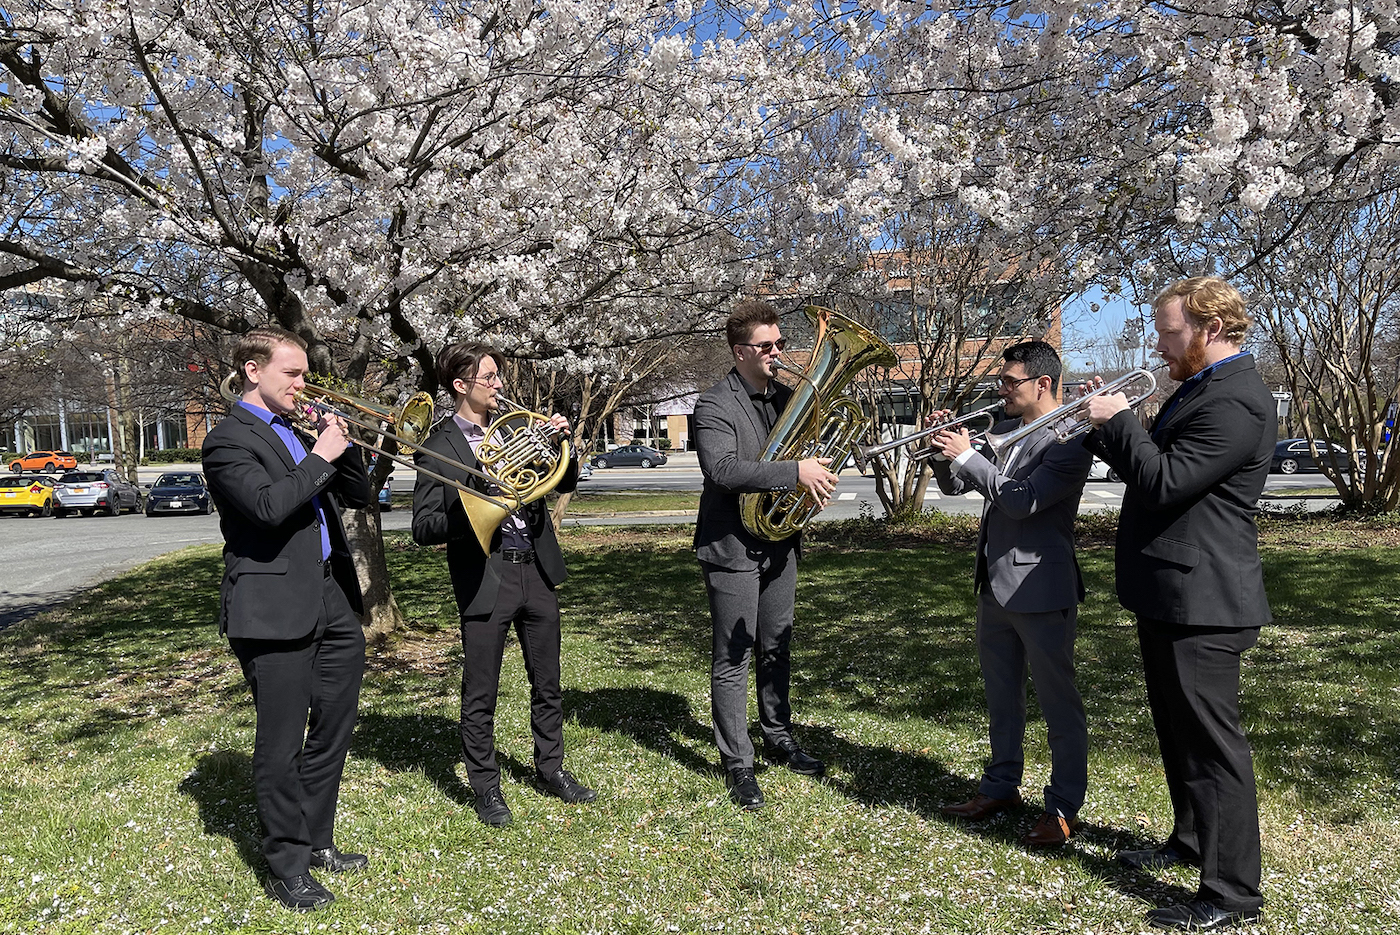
[501,548,536,564]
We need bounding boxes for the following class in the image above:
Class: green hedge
[145,448,202,463]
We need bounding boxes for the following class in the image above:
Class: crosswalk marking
[838,492,856,501]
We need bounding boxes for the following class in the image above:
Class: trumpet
[218,374,570,554]
[850,402,1002,474]
[982,365,1164,456]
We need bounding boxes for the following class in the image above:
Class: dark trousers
[701,553,797,770]
[229,574,365,880]
[1138,618,1263,913]
[976,594,1088,819]
[459,559,563,796]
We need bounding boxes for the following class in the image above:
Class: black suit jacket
[1086,354,1276,628]
[202,404,372,639]
[410,417,577,617]
[693,369,801,570]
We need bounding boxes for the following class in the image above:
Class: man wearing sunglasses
[693,299,839,810]
[926,340,1094,848]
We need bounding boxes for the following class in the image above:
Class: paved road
[0,457,1333,630]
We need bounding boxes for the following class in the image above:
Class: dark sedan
[145,471,215,515]
[591,444,668,469]
[1271,438,1352,475]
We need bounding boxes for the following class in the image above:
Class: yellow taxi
[0,474,56,517]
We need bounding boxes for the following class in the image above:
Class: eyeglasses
[998,374,1039,391]
[735,338,787,354]
[474,372,504,386]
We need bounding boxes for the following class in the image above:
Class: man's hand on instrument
[1084,391,1130,426]
[797,456,838,506]
[548,414,571,436]
[933,427,973,460]
[311,413,352,462]
[924,408,953,428]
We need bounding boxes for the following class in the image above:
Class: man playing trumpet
[1083,277,1272,931]
[927,340,1094,847]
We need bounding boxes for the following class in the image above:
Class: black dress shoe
[1119,844,1195,871]
[310,845,368,873]
[762,738,825,776]
[1146,900,1261,930]
[265,873,335,911]
[538,767,598,804]
[474,786,513,826]
[726,767,765,810]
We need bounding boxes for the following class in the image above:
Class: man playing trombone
[927,340,1094,847]
[411,342,595,826]
[1083,277,1272,931]
[202,326,373,911]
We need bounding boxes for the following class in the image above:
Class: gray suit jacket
[693,369,802,570]
[931,419,1093,613]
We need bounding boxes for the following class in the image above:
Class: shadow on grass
[565,686,718,776]
[351,712,475,805]
[177,750,263,874]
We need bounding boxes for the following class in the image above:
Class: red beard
[1170,328,1210,381]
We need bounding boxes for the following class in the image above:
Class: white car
[1087,457,1122,482]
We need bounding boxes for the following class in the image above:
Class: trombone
[850,402,1002,474]
[981,365,1165,456]
[217,374,571,554]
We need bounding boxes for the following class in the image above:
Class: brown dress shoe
[1022,811,1079,847]
[939,791,1022,821]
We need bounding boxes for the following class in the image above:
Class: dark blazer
[693,369,802,570]
[410,417,577,617]
[931,422,1093,613]
[202,404,372,639]
[1085,354,1276,628]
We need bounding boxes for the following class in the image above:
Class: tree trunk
[344,451,407,640]
[344,504,407,640]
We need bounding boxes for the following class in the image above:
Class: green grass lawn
[1,518,1398,933]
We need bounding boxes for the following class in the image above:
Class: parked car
[378,483,392,511]
[0,474,56,517]
[577,461,593,481]
[591,444,668,469]
[144,471,214,515]
[1271,438,1352,475]
[8,450,78,473]
[53,469,144,516]
[1086,456,1122,482]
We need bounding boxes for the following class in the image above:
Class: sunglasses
[735,338,787,354]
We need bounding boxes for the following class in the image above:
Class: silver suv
[54,469,144,517]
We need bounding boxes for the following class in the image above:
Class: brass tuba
[739,306,898,541]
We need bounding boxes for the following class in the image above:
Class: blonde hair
[229,326,307,392]
[1153,276,1252,343]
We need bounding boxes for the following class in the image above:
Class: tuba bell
[739,306,898,541]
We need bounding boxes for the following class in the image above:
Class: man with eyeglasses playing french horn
[411,342,595,828]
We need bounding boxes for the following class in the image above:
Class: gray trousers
[975,592,1088,818]
[701,553,797,770]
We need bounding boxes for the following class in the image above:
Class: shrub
[146,448,202,463]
